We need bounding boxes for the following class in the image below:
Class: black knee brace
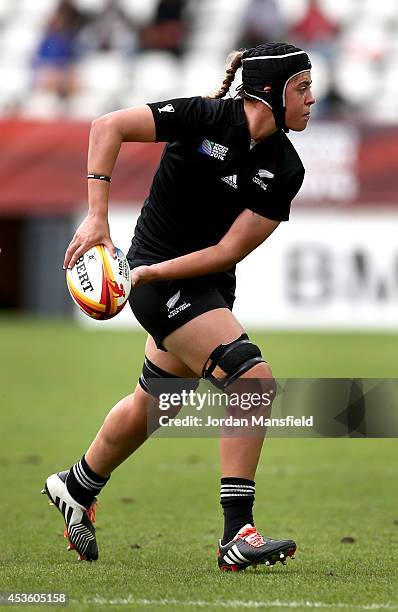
[201,333,265,390]
[139,357,199,399]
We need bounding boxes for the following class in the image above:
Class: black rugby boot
[218,524,296,571]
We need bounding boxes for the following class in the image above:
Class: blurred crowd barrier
[0,119,397,212]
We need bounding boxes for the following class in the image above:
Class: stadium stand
[0,0,397,121]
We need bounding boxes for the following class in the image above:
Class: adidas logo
[158,104,175,113]
[222,544,251,566]
[221,175,238,189]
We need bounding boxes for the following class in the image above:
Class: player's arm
[64,106,156,269]
[131,209,280,286]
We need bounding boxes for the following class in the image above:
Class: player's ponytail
[210,50,244,99]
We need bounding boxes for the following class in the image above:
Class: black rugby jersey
[128,96,304,262]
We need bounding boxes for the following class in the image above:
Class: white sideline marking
[81,597,398,609]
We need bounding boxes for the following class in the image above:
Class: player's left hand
[130,265,155,288]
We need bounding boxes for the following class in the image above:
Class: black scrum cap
[241,42,312,132]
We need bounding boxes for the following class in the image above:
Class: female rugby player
[43,42,315,570]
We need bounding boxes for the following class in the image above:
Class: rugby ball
[66,245,131,320]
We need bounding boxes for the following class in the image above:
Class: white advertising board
[76,208,398,330]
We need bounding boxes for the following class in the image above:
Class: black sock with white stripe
[66,455,109,508]
[220,477,255,544]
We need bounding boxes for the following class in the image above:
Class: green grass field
[0,317,397,611]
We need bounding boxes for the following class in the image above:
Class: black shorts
[128,259,236,350]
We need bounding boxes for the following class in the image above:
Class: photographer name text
[158,415,314,428]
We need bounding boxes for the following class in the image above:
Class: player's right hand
[130,265,155,288]
[64,213,116,270]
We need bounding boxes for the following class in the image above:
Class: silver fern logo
[253,169,274,191]
[258,169,274,179]
[166,291,181,310]
[166,290,191,319]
